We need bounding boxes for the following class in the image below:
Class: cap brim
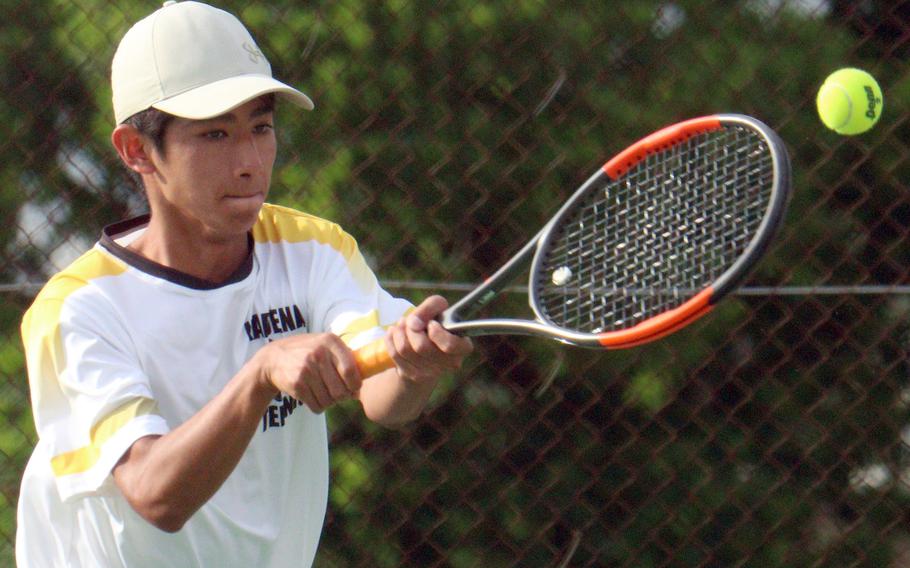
[152,74,314,119]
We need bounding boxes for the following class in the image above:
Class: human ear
[111,125,157,176]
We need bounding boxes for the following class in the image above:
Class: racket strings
[535,125,775,334]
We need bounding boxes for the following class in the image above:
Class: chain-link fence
[3,0,910,566]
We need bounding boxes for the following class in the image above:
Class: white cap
[111,0,314,124]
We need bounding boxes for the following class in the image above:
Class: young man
[15,2,473,566]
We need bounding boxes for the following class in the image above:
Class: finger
[326,338,363,394]
[406,315,427,333]
[388,322,420,376]
[307,374,334,411]
[389,321,414,361]
[322,352,361,404]
[313,341,353,402]
[323,372,351,403]
[405,313,434,357]
[298,384,323,414]
[426,321,474,356]
[304,348,337,409]
[400,319,461,377]
[409,295,449,323]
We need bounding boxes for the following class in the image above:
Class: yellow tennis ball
[816,68,883,135]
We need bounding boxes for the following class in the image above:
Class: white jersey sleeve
[314,230,412,347]
[254,203,414,348]
[21,250,170,501]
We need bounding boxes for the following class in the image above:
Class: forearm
[114,356,276,531]
[357,369,439,428]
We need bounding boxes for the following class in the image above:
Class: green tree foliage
[2,1,909,566]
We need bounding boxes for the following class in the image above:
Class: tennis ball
[552,266,572,286]
[816,68,883,135]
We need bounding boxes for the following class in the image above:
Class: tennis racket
[354,114,791,378]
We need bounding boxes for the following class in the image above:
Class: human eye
[201,129,228,140]
[253,122,274,135]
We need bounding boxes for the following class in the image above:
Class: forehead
[172,97,275,129]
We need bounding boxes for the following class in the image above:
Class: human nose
[235,134,266,177]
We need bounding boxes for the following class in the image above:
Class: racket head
[528,114,791,348]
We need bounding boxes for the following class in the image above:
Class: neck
[128,216,251,284]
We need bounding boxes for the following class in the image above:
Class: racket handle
[353,337,395,379]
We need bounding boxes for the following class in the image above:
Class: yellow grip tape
[353,337,395,378]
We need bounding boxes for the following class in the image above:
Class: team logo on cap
[242,42,264,63]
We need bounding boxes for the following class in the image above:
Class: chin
[217,198,264,233]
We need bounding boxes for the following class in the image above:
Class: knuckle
[322,332,344,347]
[327,382,347,400]
[391,332,410,355]
[299,349,320,368]
[339,361,360,384]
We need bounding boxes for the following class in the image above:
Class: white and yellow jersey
[16,203,412,568]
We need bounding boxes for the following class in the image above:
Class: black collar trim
[99,215,254,290]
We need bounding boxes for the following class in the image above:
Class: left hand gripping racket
[354,114,791,378]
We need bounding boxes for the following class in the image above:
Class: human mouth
[224,192,265,202]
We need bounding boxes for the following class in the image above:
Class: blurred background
[3,0,910,566]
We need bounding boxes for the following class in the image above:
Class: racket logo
[478,290,497,307]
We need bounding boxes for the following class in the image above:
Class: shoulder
[36,247,127,301]
[253,203,359,259]
[27,246,126,308]
[22,247,127,344]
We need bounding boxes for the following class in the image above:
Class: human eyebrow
[250,103,275,119]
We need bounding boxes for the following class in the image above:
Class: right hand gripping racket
[354,114,791,378]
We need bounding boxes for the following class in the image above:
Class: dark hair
[123,107,176,155]
[120,107,176,189]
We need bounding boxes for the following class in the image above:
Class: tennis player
[15,2,472,566]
